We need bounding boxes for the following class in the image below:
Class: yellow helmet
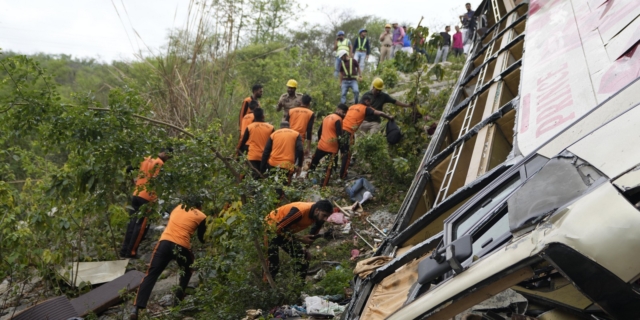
[286,79,298,88]
[372,78,384,90]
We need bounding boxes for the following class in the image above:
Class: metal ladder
[492,0,502,22]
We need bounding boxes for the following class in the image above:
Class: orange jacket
[287,107,315,141]
[239,97,260,129]
[133,157,164,201]
[342,104,375,134]
[261,128,303,171]
[239,113,255,140]
[266,202,323,234]
[240,122,275,161]
[317,113,343,153]
[159,205,207,250]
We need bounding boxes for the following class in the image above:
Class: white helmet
[337,50,348,58]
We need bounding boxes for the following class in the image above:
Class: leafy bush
[374,60,399,89]
[314,264,352,296]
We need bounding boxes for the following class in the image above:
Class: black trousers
[265,165,294,199]
[248,160,262,178]
[340,131,354,179]
[134,240,194,309]
[267,234,308,280]
[120,196,150,257]
[310,148,337,187]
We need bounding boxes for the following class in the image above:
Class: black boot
[129,306,139,320]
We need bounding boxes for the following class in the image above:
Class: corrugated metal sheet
[70,270,144,317]
[12,295,78,320]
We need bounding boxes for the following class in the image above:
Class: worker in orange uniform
[129,202,207,320]
[238,108,274,176]
[238,100,260,153]
[286,94,315,156]
[309,103,348,186]
[120,148,172,259]
[340,93,394,178]
[261,121,304,198]
[239,84,263,131]
[265,200,333,279]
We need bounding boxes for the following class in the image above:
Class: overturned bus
[344,0,640,319]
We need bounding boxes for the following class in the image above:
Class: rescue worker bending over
[238,100,260,154]
[309,103,348,187]
[286,94,315,156]
[340,94,394,178]
[238,108,274,176]
[265,200,333,280]
[261,121,304,197]
[120,148,172,259]
[129,202,207,320]
[239,84,263,131]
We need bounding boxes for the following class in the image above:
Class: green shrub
[375,60,399,89]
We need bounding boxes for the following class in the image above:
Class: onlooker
[401,26,413,54]
[391,22,405,58]
[276,79,303,121]
[338,50,361,105]
[352,29,370,71]
[434,26,451,63]
[379,24,393,63]
[360,78,413,135]
[453,26,464,57]
[460,3,476,30]
[334,31,352,77]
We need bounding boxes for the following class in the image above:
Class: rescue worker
[309,104,348,187]
[340,94,394,178]
[238,100,260,153]
[276,79,303,121]
[239,84,263,130]
[333,30,352,77]
[360,78,413,134]
[120,149,172,258]
[338,50,362,105]
[129,202,207,320]
[265,200,333,279]
[286,94,315,156]
[261,121,304,197]
[352,29,370,71]
[239,108,274,175]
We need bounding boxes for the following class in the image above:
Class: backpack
[386,120,402,145]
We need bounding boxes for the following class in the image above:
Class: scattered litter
[313,269,327,281]
[345,178,375,203]
[353,229,374,250]
[241,309,262,320]
[58,260,129,286]
[305,296,345,316]
[341,222,351,234]
[353,256,393,279]
[366,217,386,237]
[327,212,349,225]
[323,294,344,302]
[70,270,144,317]
[350,249,360,261]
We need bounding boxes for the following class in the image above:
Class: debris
[366,217,386,237]
[350,249,360,261]
[58,260,129,286]
[241,309,262,320]
[305,296,345,316]
[354,256,393,279]
[342,222,351,234]
[345,178,375,203]
[332,201,352,217]
[12,296,78,320]
[327,212,349,225]
[70,270,145,317]
[353,229,374,250]
[313,269,327,280]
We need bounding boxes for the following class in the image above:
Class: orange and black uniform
[286,107,315,142]
[265,202,324,278]
[120,157,164,258]
[310,113,343,186]
[239,120,275,173]
[133,205,206,309]
[261,128,304,173]
[340,104,376,178]
[239,96,260,130]
[237,112,255,153]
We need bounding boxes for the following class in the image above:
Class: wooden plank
[13,296,78,320]
[70,270,145,317]
[426,267,534,320]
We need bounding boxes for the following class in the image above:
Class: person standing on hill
[379,24,393,63]
[452,26,464,57]
[286,94,315,156]
[401,26,413,54]
[352,29,370,71]
[434,26,452,63]
[310,103,348,187]
[239,84,263,131]
[334,31,352,77]
[360,78,413,134]
[340,94,394,178]
[265,200,333,280]
[238,108,274,176]
[391,22,405,58]
[129,202,207,320]
[261,121,304,197]
[338,50,362,105]
[120,149,172,259]
[276,79,303,121]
